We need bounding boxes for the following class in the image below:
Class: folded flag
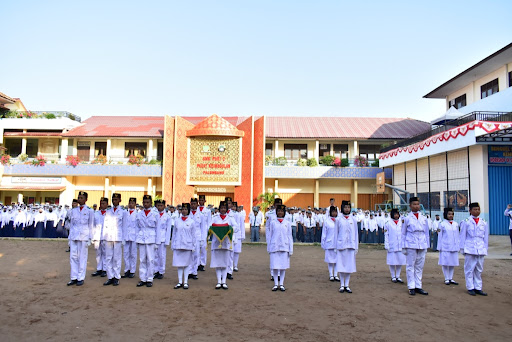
[208,223,233,248]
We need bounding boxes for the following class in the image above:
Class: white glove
[68,240,71,247]
[401,249,408,255]
[93,240,100,249]
[87,239,92,247]
[154,244,159,250]
[459,249,465,255]
[121,240,126,246]
[355,249,358,255]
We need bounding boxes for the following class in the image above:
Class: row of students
[1,204,67,238]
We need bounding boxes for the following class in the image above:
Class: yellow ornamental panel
[187,137,242,186]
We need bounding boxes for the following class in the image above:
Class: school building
[1,101,431,213]
[380,42,512,235]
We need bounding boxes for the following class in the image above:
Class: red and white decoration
[380,121,512,160]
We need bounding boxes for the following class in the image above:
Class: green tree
[257,191,279,212]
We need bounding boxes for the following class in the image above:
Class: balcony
[2,163,162,177]
[265,165,392,179]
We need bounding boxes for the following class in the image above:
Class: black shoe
[190,274,198,280]
[136,281,146,287]
[76,280,84,286]
[67,279,78,286]
[227,273,233,280]
[345,287,352,293]
[468,289,476,296]
[198,265,205,272]
[128,272,135,278]
[475,289,487,296]
[409,289,416,296]
[155,273,164,280]
[396,278,404,284]
[391,278,397,283]
[146,282,153,287]
[415,288,428,295]
[270,276,274,281]
[91,270,102,277]
[121,271,130,278]
[103,279,114,286]
[65,249,70,253]
[100,271,107,277]
[113,278,120,286]
[449,280,459,285]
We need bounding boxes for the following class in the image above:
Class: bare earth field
[0,239,511,342]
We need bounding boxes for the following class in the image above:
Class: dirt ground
[0,239,511,342]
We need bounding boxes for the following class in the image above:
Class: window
[333,144,348,159]
[4,138,22,157]
[509,71,512,88]
[67,139,74,156]
[265,143,273,157]
[444,190,468,211]
[319,143,331,157]
[481,78,499,99]
[284,144,307,160]
[359,144,381,161]
[450,94,466,109]
[95,142,107,156]
[125,142,147,157]
[26,139,38,158]
[417,192,440,210]
[157,142,163,160]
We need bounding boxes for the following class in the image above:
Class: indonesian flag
[208,223,233,248]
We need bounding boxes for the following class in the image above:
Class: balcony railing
[265,158,379,167]
[265,165,392,179]
[1,110,81,122]
[2,163,163,177]
[381,111,512,153]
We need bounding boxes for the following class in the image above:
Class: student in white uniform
[336,200,358,293]
[460,202,489,296]
[172,203,196,289]
[267,204,293,291]
[187,198,202,280]
[225,197,238,280]
[197,195,211,271]
[321,206,339,282]
[504,204,512,256]
[122,197,138,279]
[233,202,246,272]
[384,209,405,283]
[210,201,238,290]
[154,200,172,280]
[91,197,108,278]
[67,191,94,286]
[402,197,429,296]
[437,207,460,286]
[136,195,158,288]
[102,193,128,286]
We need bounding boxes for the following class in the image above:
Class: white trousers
[442,266,455,281]
[389,265,402,279]
[405,248,427,289]
[104,241,122,280]
[138,243,155,282]
[188,239,201,275]
[464,254,485,290]
[70,240,88,281]
[123,241,137,273]
[154,243,167,274]
[199,240,207,266]
[228,250,234,273]
[95,240,106,271]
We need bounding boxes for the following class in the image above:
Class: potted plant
[32,155,46,167]
[128,154,146,166]
[91,154,108,165]
[18,153,28,162]
[297,158,307,166]
[319,155,335,166]
[274,156,287,166]
[1,154,10,166]
[354,155,369,167]
[307,158,318,167]
[66,155,81,167]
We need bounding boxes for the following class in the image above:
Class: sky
[1,0,511,122]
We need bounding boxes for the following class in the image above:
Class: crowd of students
[1,195,497,297]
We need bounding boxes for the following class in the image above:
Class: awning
[0,185,65,191]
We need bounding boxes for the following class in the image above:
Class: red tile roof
[265,117,431,139]
[63,116,165,137]
[63,115,431,140]
[0,91,15,103]
[3,132,62,137]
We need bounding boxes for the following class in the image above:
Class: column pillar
[353,140,358,157]
[274,179,279,193]
[314,179,319,208]
[315,140,319,161]
[89,142,95,161]
[148,177,153,196]
[21,138,27,155]
[106,138,112,160]
[148,139,154,161]
[61,138,68,162]
[18,193,23,204]
[352,179,358,208]
[330,143,334,156]
[274,140,280,158]
[104,177,110,199]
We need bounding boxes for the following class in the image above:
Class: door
[488,166,512,235]
[5,196,12,205]
[77,145,90,162]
